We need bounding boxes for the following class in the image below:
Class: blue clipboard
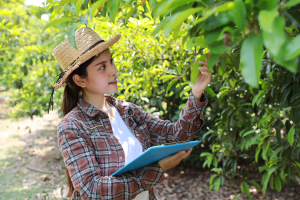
[110,140,201,176]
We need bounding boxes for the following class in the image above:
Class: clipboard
[110,140,201,176]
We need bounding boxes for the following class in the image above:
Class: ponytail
[61,55,95,198]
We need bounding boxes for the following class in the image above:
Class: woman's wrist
[191,89,203,101]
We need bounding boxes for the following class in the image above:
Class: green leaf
[268,165,280,176]
[83,0,89,8]
[252,93,259,107]
[166,79,177,93]
[110,0,120,23]
[272,39,299,73]
[194,0,234,25]
[285,35,300,60]
[284,10,300,28]
[288,125,295,145]
[160,75,175,81]
[234,194,241,200]
[186,37,194,52]
[247,180,261,190]
[275,176,282,192]
[62,4,76,14]
[207,53,220,71]
[241,182,251,197]
[153,0,196,19]
[233,159,237,173]
[68,23,78,50]
[205,87,216,97]
[152,16,171,35]
[79,14,88,26]
[214,2,235,12]
[233,0,247,30]
[262,16,286,56]
[255,147,261,163]
[213,157,218,168]
[243,129,256,137]
[258,8,278,33]
[42,17,74,33]
[270,146,286,160]
[281,87,291,103]
[89,0,106,20]
[75,0,83,15]
[191,56,206,84]
[240,33,263,88]
[256,0,278,10]
[262,173,271,195]
[259,165,268,173]
[193,37,206,47]
[284,0,300,8]
[164,7,204,37]
[125,5,138,25]
[291,93,300,103]
[200,152,212,157]
[210,174,218,185]
[214,178,220,192]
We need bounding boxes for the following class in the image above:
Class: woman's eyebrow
[94,55,113,67]
[95,60,107,66]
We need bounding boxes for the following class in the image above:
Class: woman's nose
[110,63,118,75]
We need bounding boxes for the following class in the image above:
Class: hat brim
[53,34,121,90]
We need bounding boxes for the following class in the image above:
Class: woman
[50,27,210,200]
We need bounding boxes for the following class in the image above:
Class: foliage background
[1,0,300,199]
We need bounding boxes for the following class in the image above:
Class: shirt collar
[77,94,128,117]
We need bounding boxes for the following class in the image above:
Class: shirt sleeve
[57,120,165,200]
[134,91,208,144]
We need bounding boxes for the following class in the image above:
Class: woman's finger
[198,61,207,66]
[206,53,210,62]
[198,71,212,75]
[182,148,193,159]
[198,67,208,71]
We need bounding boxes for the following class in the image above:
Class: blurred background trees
[1,0,300,199]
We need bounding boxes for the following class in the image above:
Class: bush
[2,0,300,199]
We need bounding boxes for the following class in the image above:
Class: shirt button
[136,134,139,136]
[114,139,118,142]
[120,156,122,159]
[105,125,109,128]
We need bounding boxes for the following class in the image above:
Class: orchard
[1,0,300,199]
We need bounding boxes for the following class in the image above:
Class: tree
[2,0,300,199]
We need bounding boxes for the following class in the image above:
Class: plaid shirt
[57,91,208,200]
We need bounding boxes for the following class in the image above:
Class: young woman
[50,27,210,200]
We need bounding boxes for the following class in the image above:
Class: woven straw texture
[52,27,121,90]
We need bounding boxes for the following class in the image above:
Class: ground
[0,95,300,200]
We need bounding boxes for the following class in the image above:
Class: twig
[26,165,53,174]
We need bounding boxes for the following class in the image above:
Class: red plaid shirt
[57,91,208,200]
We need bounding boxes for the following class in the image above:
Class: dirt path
[1,96,300,200]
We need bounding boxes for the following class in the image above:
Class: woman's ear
[72,74,87,88]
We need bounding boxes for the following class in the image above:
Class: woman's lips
[109,79,118,84]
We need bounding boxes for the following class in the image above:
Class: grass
[0,168,48,200]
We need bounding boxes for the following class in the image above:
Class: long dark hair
[62,56,95,198]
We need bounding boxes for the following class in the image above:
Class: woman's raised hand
[191,53,212,100]
[158,148,193,172]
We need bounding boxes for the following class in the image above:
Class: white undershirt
[110,106,149,200]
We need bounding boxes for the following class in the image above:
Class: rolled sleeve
[133,91,208,144]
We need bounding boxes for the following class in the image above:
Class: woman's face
[75,48,118,95]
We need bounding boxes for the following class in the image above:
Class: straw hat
[48,27,121,112]
[53,27,121,90]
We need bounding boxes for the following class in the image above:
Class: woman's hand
[158,148,193,172]
[191,53,212,100]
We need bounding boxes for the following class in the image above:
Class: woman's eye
[99,65,105,70]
